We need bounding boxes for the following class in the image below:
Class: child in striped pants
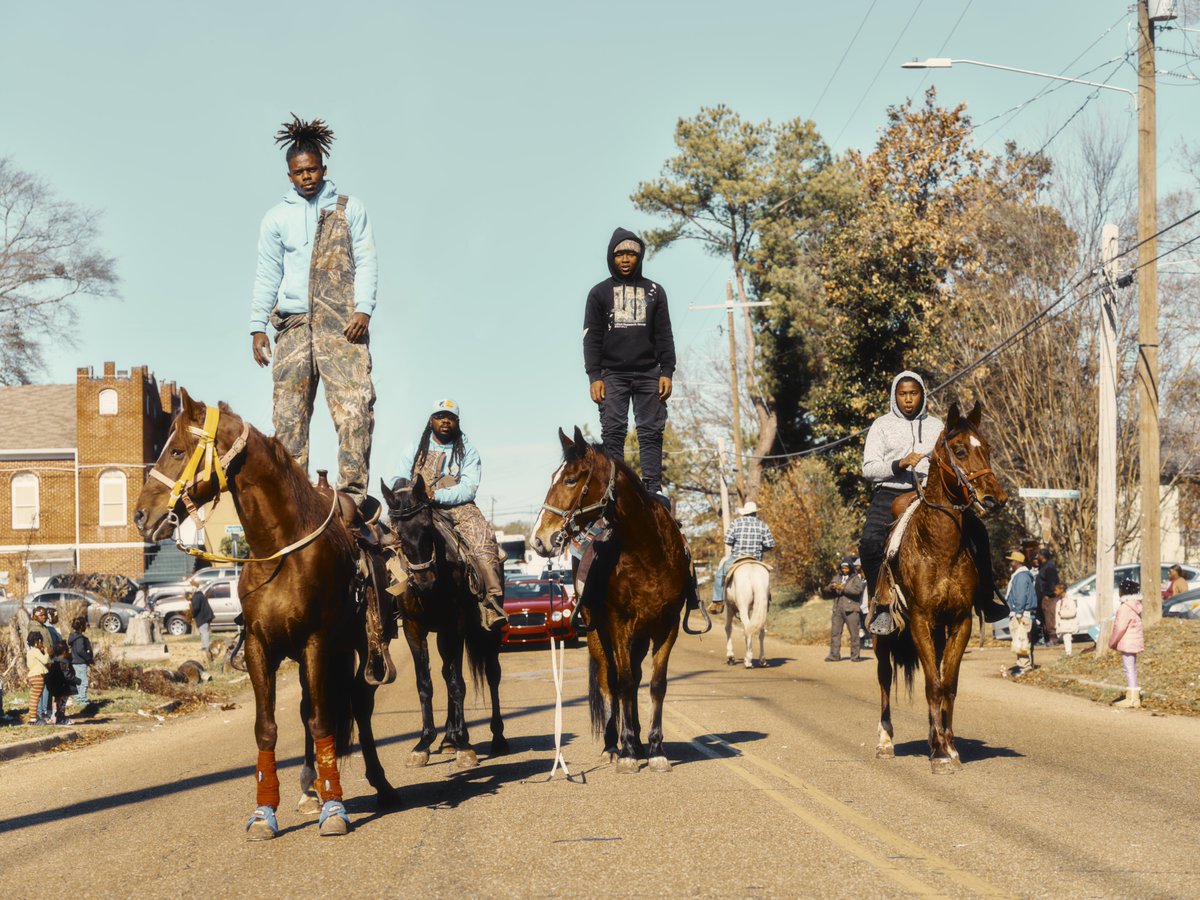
[26,632,50,725]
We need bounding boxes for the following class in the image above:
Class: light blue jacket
[249,179,378,333]
[1005,566,1038,615]
[396,434,482,507]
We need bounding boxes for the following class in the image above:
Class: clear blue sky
[6,1,1198,521]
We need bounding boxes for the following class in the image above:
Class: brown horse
[873,401,1007,773]
[380,475,508,769]
[530,428,696,774]
[133,390,399,838]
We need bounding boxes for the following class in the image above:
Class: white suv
[1067,562,1199,634]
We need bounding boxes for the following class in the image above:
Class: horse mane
[566,442,656,502]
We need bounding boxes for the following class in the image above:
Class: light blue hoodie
[249,179,378,333]
[395,433,483,508]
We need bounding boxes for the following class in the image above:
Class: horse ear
[946,402,961,430]
[968,400,982,428]
[559,428,574,454]
[412,473,427,499]
[379,478,395,508]
[179,387,202,420]
[573,426,587,448]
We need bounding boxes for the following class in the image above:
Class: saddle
[724,555,771,588]
[315,470,384,551]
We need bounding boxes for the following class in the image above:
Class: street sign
[1018,488,1080,500]
[225,525,244,535]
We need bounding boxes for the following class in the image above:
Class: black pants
[859,487,905,598]
[599,370,667,493]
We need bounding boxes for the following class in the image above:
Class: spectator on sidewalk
[25,632,50,726]
[1110,578,1145,709]
[1167,565,1189,598]
[854,558,871,650]
[45,642,79,726]
[68,616,94,706]
[190,589,215,658]
[825,558,867,662]
[27,606,54,722]
[1004,550,1038,677]
[1034,548,1060,645]
[1054,583,1078,656]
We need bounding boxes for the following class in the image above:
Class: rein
[149,405,338,565]
[539,455,618,543]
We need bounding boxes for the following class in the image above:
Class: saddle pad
[884,498,922,561]
[725,556,771,586]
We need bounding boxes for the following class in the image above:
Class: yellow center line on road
[666,706,1011,899]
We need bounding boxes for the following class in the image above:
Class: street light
[900,58,1136,106]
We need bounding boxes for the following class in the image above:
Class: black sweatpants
[599,370,667,493]
[858,487,905,598]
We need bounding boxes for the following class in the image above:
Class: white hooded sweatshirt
[861,371,944,492]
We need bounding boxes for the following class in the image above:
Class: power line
[832,0,926,147]
[809,0,880,120]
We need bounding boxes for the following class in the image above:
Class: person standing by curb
[1004,550,1038,677]
[1110,578,1145,709]
[825,558,867,662]
[25,632,50,726]
[190,588,215,659]
[67,616,93,706]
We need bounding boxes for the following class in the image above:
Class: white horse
[724,559,771,668]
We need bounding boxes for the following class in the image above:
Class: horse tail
[464,622,491,694]
[332,645,356,758]
[588,653,608,739]
[888,626,919,696]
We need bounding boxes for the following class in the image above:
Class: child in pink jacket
[1109,578,1145,709]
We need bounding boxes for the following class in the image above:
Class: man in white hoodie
[860,372,941,630]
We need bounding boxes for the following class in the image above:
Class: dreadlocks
[274,114,335,161]
[413,422,467,476]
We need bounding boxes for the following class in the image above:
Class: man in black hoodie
[582,228,676,502]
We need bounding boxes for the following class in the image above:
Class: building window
[12,473,39,529]
[99,389,118,415]
[99,470,127,526]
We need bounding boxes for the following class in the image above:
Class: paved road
[2,630,1197,898]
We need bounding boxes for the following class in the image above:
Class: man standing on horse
[709,501,774,615]
[861,372,1007,635]
[249,115,377,501]
[395,400,508,629]
[582,228,676,507]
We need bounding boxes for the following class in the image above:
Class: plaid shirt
[726,515,775,560]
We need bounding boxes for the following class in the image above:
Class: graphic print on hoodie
[582,228,677,380]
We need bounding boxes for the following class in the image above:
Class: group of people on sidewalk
[22,605,93,726]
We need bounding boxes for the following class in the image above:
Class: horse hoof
[875,745,895,760]
[647,756,672,773]
[319,800,350,836]
[600,750,619,765]
[744,661,754,669]
[454,749,479,769]
[756,659,769,668]
[245,806,279,841]
[245,820,276,841]
[407,750,430,768]
[296,791,322,816]
[726,657,736,666]
[490,737,511,758]
[930,756,958,775]
[615,757,640,775]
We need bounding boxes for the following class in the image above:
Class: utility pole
[725,281,746,502]
[1137,0,1163,625]
[716,436,732,532]
[1097,224,1120,656]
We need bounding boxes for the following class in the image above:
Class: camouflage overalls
[270,195,375,498]
[412,449,504,601]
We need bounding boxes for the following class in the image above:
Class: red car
[501,578,580,647]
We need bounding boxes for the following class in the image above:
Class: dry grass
[1021,618,1200,716]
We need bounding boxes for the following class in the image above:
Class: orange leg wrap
[314,735,343,802]
[256,749,281,809]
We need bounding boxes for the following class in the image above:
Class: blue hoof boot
[245,806,279,841]
[319,799,350,836]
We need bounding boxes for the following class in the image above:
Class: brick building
[0,362,181,596]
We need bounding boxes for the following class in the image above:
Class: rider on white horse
[709,502,774,615]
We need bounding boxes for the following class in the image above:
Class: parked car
[500,579,580,648]
[44,572,140,605]
[1164,586,1200,619]
[155,579,242,636]
[189,566,241,588]
[1066,562,1199,633]
[0,589,140,634]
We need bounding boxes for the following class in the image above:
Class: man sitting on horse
[395,400,508,630]
[709,501,774,615]
[862,371,1007,635]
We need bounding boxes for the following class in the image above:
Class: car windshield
[505,581,555,600]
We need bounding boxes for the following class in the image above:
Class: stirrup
[868,609,897,636]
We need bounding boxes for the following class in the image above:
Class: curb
[0,730,80,763]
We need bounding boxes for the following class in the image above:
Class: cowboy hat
[738,501,758,515]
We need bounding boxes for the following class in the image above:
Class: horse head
[380,475,438,588]
[935,400,1007,517]
[530,426,610,558]
[134,388,248,541]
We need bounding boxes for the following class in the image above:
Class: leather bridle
[539,454,617,548]
[386,495,437,578]
[916,431,995,515]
